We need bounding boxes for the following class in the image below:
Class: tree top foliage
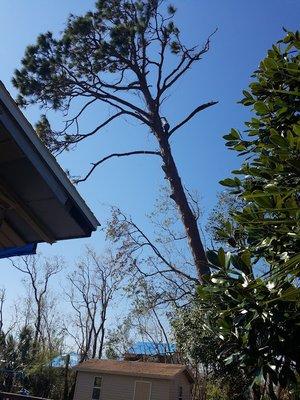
[13,0,214,120]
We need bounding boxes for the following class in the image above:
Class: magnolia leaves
[199,30,300,396]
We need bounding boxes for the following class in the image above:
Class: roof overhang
[0,81,100,252]
[180,368,195,384]
[74,367,175,381]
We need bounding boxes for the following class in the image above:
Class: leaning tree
[13,0,217,281]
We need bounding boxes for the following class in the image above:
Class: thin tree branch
[160,29,218,97]
[75,151,161,183]
[168,101,218,137]
[62,111,125,145]
[123,216,199,284]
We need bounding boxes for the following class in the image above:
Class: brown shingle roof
[74,360,194,382]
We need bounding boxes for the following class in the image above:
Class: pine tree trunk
[153,121,210,282]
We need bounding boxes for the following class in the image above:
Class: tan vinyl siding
[73,371,172,400]
[73,371,95,400]
[101,374,171,400]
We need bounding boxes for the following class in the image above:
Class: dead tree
[10,255,62,347]
[0,288,5,334]
[66,247,127,360]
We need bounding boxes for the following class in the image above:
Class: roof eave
[0,81,100,230]
[74,367,177,381]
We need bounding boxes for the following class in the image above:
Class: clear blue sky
[1,0,299,309]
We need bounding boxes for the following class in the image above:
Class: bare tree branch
[75,150,161,183]
[65,111,125,143]
[116,211,199,284]
[168,101,218,137]
[159,28,218,98]
[0,288,5,333]
[9,255,62,346]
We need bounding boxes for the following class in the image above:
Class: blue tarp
[50,352,80,368]
[128,341,176,355]
[0,243,37,259]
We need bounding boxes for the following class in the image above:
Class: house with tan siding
[73,359,194,400]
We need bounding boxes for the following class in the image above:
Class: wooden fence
[0,393,51,400]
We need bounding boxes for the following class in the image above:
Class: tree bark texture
[151,116,210,282]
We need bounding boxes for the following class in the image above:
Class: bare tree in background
[0,288,18,341]
[40,292,66,353]
[66,247,128,360]
[0,289,5,334]
[10,255,63,349]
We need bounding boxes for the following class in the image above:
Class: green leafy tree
[13,0,218,281]
[218,31,300,271]
[0,326,73,398]
[18,326,34,367]
[174,306,250,400]
[0,334,18,391]
[175,31,300,400]
[206,191,245,249]
[105,317,133,360]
